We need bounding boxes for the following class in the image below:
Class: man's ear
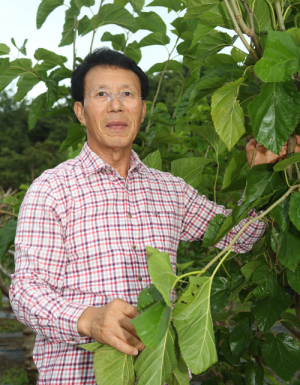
[141,100,146,123]
[74,101,86,125]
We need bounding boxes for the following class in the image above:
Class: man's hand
[77,298,145,356]
[246,136,300,167]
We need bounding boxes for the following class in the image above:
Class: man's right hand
[77,298,145,356]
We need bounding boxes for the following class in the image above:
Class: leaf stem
[73,15,78,72]
[0,210,18,218]
[223,0,259,62]
[90,0,104,53]
[275,1,286,31]
[284,169,292,187]
[211,248,233,279]
[214,155,219,202]
[251,145,257,169]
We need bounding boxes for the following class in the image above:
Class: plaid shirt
[10,143,266,384]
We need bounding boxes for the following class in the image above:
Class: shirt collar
[78,142,148,176]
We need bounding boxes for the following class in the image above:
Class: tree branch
[281,322,300,342]
[241,0,262,56]
[275,1,285,31]
[90,0,104,53]
[0,262,12,278]
[210,365,223,380]
[0,273,9,297]
[0,210,18,218]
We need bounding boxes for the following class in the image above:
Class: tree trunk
[22,325,38,385]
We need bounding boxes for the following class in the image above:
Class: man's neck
[88,142,132,180]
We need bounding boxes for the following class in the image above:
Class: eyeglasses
[85,88,143,107]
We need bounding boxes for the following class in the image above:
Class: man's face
[74,65,146,154]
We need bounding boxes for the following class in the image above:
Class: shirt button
[126,184,129,190]
[132,244,136,250]
[128,213,132,219]
[137,276,142,281]
[101,169,105,174]
[68,337,75,342]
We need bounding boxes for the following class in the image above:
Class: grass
[0,367,29,385]
[0,318,23,333]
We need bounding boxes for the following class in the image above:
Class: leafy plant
[1,0,300,383]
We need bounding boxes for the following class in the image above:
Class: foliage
[1,0,300,383]
[0,367,30,385]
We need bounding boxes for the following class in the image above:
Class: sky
[0,0,241,99]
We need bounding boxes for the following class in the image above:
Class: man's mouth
[106,120,128,131]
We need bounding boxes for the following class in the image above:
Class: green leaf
[130,0,144,13]
[135,11,166,34]
[166,356,189,385]
[101,32,126,51]
[46,73,59,109]
[78,15,91,35]
[138,32,170,48]
[146,247,178,307]
[252,266,277,299]
[273,153,300,171]
[59,124,86,153]
[231,47,247,63]
[75,0,95,7]
[131,296,171,348]
[79,341,103,352]
[142,150,162,171]
[197,31,233,62]
[270,194,289,232]
[3,196,19,208]
[194,124,227,155]
[34,48,67,71]
[251,285,291,332]
[185,0,220,19]
[0,59,32,93]
[287,27,300,45]
[135,324,177,385]
[124,41,141,64]
[245,362,264,385]
[262,333,300,381]
[204,53,237,68]
[174,84,195,118]
[286,267,300,295]
[14,72,42,102]
[190,77,228,104]
[211,77,245,151]
[229,318,251,355]
[137,283,163,312]
[202,214,226,247]
[280,312,300,330]
[11,38,28,56]
[36,0,64,29]
[0,219,17,259]
[241,261,262,281]
[210,277,228,315]
[151,112,175,126]
[146,60,181,75]
[192,3,233,30]
[221,337,242,366]
[0,43,10,56]
[248,80,300,155]
[222,150,249,192]
[59,7,79,47]
[93,346,135,385]
[289,192,300,231]
[276,227,300,271]
[252,0,271,35]
[173,276,218,374]
[171,157,213,187]
[191,21,215,48]
[147,0,181,12]
[254,30,300,82]
[28,92,47,130]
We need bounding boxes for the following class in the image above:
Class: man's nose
[108,93,124,111]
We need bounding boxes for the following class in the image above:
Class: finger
[294,146,300,153]
[296,135,300,145]
[120,317,140,339]
[246,138,256,151]
[106,335,139,356]
[117,326,145,351]
[123,305,139,319]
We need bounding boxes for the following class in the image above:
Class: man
[10,48,300,384]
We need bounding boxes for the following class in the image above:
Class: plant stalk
[90,0,104,53]
[241,0,262,56]
[295,293,300,320]
[0,210,18,218]
[73,15,78,71]
[280,322,300,341]
[275,1,286,31]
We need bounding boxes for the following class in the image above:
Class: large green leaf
[186,0,220,19]
[270,194,289,232]
[0,219,17,259]
[151,112,175,126]
[171,157,213,187]
[222,150,249,192]
[252,266,277,299]
[251,0,271,35]
[286,267,300,295]
[251,285,291,332]
[79,341,103,352]
[273,153,300,172]
[196,3,233,29]
[59,7,79,47]
[289,192,300,231]
[34,48,67,71]
[75,0,95,7]
[147,0,181,12]
[275,226,300,271]
[174,84,195,118]
[78,15,91,35]
[166,357,189,385]
[0,44,10,56]
[280,312,300,330]
[202,214,226,248]
[135,11,166,33]
[190,77,228,103]
[46,73,59,109]
[210,277,228,315]
[14,72,42,102]
[262,333,300,381]
[138,32,170,48]
[254,30,300,82]
[142,150,162,171]
[28,92,47,130]
[173,276,218,374]
[245,362,264,385]
[0,59,32,93]
[130,0,144,13]
[229,318,251,355]
[93,346,135,385]
[146,60,181,75]
[241,260,262,280]
[191,21,215,47]
[101,32,126,51]
[211,77,245,151]
[36,0,64,29]
[248,80,300,155]
[124,41,141,64]
[59,124,86,152]
[197,31,232,62]
[221,337,242,366]
[135,324,177,385]
[193,125,227,155]
[146,247,178,307]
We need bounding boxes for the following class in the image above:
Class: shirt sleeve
[9,178,89,344]
[180,181,266,253]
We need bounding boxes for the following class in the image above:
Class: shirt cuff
[57,303,90,344]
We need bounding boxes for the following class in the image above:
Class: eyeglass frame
[84,88,143,106]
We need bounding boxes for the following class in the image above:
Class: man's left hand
[246,136,300,167]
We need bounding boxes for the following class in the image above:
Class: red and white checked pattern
[10,143,266,384]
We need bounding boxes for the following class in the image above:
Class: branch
[295,293,300,320]
[275,1,285,31]
[72,15,78,71]
[233,256,242,267]
[90,0,104,53]
[223,0,259,62]
[281,322,300,342]
[210,365,223,380]
[0,262,12,278]
[0,273,9,297]
[241,0,262,56]
[0,210,18,218]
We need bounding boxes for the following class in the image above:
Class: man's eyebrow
[91,84,135,89]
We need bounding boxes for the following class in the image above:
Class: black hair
[70,47,149,104]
